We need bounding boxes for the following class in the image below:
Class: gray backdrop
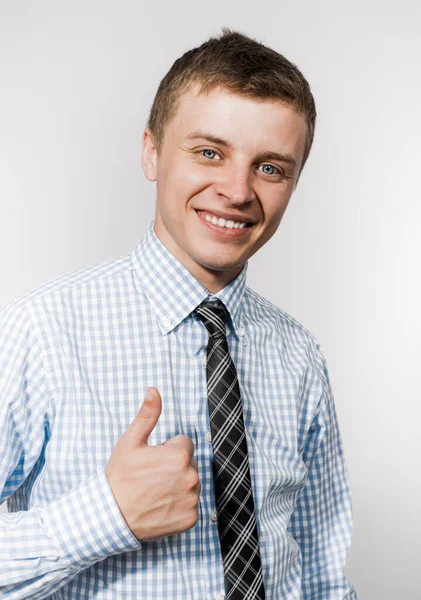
[1,1,420,598]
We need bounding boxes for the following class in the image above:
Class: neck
[153,219,244,293]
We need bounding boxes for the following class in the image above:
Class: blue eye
[261,164,278,175]
[202,149,217,159]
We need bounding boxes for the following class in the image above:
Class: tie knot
[194,299,228,338]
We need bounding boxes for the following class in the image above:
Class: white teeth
[203,213,247,229]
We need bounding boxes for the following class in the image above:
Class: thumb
[129,386,162,447]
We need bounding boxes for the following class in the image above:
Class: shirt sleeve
[0,302,142,599]
[287,343,358,600]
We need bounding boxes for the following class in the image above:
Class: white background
[1,1,420,598]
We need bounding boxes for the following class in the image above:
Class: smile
[195,210,253,238]
[195,210,252,229]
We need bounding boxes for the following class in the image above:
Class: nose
[214,162,256,205]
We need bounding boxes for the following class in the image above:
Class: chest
[42,314,311,506]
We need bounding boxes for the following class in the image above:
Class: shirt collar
[130,219,248,336]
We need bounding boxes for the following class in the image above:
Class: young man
[0,29,357,599]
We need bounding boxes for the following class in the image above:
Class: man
[0,29,357,599]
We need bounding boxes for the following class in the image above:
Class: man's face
[142,84,307,292]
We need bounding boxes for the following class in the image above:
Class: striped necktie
[194,298,265,599]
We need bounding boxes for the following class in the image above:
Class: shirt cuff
[39,469,142,569]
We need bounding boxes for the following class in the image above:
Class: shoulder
[244,285,319,345]
[1,252,132,318]
[243,285,328,374]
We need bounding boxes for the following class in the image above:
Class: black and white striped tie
[194,298,265,599]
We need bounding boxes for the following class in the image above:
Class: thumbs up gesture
[105,387,201,542]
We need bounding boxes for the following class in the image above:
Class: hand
[105,387,201,542]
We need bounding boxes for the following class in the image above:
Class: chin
[197,256,244,273]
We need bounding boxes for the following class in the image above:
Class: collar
[130,219,248,337]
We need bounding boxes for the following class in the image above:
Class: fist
[105,387,201,541]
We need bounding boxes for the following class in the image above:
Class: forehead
[168,84,307,159]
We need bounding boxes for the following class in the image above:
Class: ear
[141,128,158,181]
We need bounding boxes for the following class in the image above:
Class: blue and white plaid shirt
[0,219,357,599]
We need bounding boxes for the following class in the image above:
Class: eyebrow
[183,131,298,169]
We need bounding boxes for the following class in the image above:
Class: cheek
[267,188,293,217]
[261,193,286,221]
[172,169,214,205]
[162,156,209,191]
[182,160,215,189]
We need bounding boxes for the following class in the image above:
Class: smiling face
[141,84,307,293]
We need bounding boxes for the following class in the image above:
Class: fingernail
[144,388,153,402]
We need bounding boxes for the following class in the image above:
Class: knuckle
[165,444,186,466]
[184,511,198,530]
[178,447,192,468]
[185,468,199,490]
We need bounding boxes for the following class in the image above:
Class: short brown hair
[146,28,317,175]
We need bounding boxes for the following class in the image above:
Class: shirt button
[162,317,172,327]
[202,354,207,366]
[216,594,225,600]
[205,431,212,443]
[237,327,245,337]
[210,509,218,522]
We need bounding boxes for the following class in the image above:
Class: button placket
[236,325,247,346]
[210,509,218,523]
